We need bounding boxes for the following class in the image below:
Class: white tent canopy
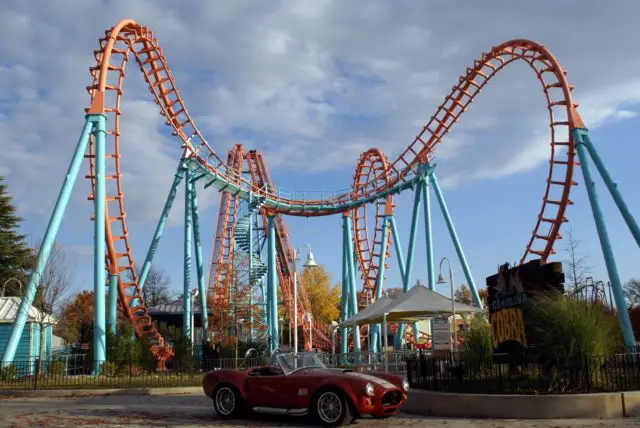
[344,285,483,325]
[338,296,394,327]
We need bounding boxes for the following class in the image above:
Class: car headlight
[365,382,374,396]
[402,379,410,392]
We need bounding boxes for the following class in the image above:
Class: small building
[0,297,55,374]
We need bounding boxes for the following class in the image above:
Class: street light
[293,244,319,354]
[190,288,199,353]
[305,312,313,350]
[437,257,457,352]
[330,320,339,361]
[1,278,23,297]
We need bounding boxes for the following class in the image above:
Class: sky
[1,0,640,310]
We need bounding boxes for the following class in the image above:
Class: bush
[0,364,17,381]
[47,361,65,376]
[460,315,493,362]
[526,295,622,362]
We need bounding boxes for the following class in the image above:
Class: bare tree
[455,284,473,305]
[132,263,172,307]
[563,225,591,294]
[32,241,74,362]
[624,278,640,307]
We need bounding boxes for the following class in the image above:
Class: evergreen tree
[0,176,34,295]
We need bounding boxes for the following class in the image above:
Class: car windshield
[272,352,327,375]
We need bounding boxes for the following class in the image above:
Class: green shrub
[526,295,622,362]
[47,361,65,376]
[0,364,17,381]
[460,314,493,363]
[100,361,118,377]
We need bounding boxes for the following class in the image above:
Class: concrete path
[1,394,640,427]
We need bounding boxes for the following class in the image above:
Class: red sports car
[202,349,409,426]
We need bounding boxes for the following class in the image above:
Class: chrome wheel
[214,386,236,416]
[317,391,342,424]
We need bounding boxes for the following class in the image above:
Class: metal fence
[0,351,410,390]
[406,353,640,394]
[0,357,267,391]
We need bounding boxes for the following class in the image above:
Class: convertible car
[202,349,409,426]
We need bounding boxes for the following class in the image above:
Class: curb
[402,389,640,419]
[0,386,203,398]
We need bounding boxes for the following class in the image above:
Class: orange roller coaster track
[23,18,640,368]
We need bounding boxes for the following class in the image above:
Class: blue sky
[1,0,640,309]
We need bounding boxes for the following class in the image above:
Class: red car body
[202,352,408,424]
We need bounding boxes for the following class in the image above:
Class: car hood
[299,368,400,390]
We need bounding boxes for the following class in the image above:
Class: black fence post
[33,358,39,391]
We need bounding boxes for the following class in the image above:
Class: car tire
[312,389,354,427]
[213,384,243,418]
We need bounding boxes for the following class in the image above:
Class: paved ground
[1,394,639,427]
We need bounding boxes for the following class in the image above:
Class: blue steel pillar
[93,114,107,372]
[190,178,208,335]
[345,215,361,352]
[248,194,254,342]
[138,159,185,292]
[370,214,390,353]
[183,169,193,342]
[2,119,95,364]
[108,273,118,334]
[395,179,423,348]
[267,215,279,353]
[579,131,640,248]
[430,169,483,309]
[340,214,350,356]
[421,171,435,348]
[573,129,636,350]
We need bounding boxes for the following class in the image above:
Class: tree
[455,284,473,305]
[55,290,95,344]
[0,176,35,296]
[624,278,640,308]
[132,263,172,307]
[563,225,591,294]
[32,241,73,361]
[300,265,341,328]
[478,288,489,308]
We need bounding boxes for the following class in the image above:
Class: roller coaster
[2,19,639,372]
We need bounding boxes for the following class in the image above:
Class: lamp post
[1,278,23,297]
[330,320,339,362]
[305,312,313,350]
[436,257,457,352]
[279,316,284,346]
[190,288,199,354]
[293,244,319,354]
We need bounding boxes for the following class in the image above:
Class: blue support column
[2,119,94,364]
[580,131,640,248]
[267,215,279,353]
[248,195,254,342]
[340,214,350,356]
[389,216,406,281]
[344,215,361,352]
[93,114,107,372]
[190,179,208,335]
[138,159,185,292]
[421,174,435,349]
[183,168,193,342]
[430,169,483,309]
[108,273,118,334]
[396,179,423,348]
[422,178,435,290]
[574,129,636,350]
[370,216,390,353]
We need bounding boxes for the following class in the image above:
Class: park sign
[486,259,564,362]
[432,317,451,351]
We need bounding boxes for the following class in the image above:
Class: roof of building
[147,301,203,315]
[0,297,56,324]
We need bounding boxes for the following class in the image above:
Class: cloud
[1,0,640,219]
